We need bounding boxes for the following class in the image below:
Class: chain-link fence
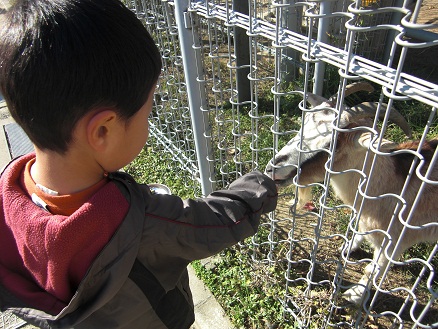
[130,0,437,328]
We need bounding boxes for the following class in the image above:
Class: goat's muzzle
[265,162,297,187]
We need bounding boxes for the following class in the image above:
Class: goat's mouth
[272,169,297,187]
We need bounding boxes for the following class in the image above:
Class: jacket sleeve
[141,170,277,262]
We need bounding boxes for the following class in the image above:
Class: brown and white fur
[265,83,438,305]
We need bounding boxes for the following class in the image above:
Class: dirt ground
[417,0,438,30]
[268,195,438,328]
[395,0,438,84]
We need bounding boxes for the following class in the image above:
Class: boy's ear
[86,110,118,152]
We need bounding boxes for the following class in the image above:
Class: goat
[265,82,438,305]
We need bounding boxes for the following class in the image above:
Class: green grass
[191,244,296,329]
[124,145,196,199]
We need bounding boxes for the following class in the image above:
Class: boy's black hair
[0,0,162,153]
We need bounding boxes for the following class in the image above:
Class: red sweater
[0,154,129,314]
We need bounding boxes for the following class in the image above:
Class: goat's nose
[264,160,275,175]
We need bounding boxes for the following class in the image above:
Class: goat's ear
[356,132,375,149]
[356,132,397,151]
[306,93,330,107]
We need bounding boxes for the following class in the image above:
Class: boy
[0,0,277,328]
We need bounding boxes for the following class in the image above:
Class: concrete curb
[188,265,234,329]
[0,101,234,329]
[0,100,15,169]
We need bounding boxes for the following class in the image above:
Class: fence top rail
[189,0,438,108]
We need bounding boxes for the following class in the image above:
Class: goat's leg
[344,263,387,305]
[349,233,365,252]
[289,186,314,210]
[338,232,364,254]
[338,219,366,253]
[342,238,405,305]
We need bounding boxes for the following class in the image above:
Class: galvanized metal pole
[313,1,331,95]
[234,0,251,103]
[282,0,300,81]
[383,0,406,63]
[173,0,214,196]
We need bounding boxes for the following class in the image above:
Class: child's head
[0,0,162,154]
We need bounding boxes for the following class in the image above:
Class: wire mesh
[131,0,438,327]
[127,0,203,196]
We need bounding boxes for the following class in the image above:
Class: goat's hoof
[342,285,366,306]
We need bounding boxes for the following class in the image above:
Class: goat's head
[264,82,412,187]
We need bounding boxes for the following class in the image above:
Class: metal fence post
[313,0,331,95]
[173,0,214,196]
[281,0,301,81]
[234,0,251,103]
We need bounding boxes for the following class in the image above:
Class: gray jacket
[1,170,277,328]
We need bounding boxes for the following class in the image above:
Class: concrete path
[0,100,234,329]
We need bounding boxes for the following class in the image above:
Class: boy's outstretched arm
[141,171,277,261]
